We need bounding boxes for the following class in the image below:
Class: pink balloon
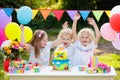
[0,29,7,46]
[112,33,120,50]
[100,23,117,41]
[0,9,12,30]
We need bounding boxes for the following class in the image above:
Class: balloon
[5,22,21,41]
[0,9,12,30]
[19,26,33,43]
[110,14,120,32]
[1,40,11,49]
[110,5,120,17]
[24,26,33,43]
[17,6,32,24]
[100,23,117,41]
[112,33,120,50]
[0,29,7,46]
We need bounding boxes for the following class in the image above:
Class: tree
[0,0,39,8]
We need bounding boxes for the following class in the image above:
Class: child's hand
[74,12,80,21]
[87,17,96,26]
[62,21,69,29]
[20,25,24,32]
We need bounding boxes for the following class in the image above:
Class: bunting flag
[92,10,104,22]
[40,9,51,20]
[66,10,77,21]
[3,8,14,17]
[53,10,65,21]
[32,9,38,19]
[79,10,90,21]
[105,10,110,18]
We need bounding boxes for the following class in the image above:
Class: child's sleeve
[91,40,98,50]
[47,42,52,49]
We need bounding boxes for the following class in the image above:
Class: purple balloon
[0,9,12,30]
[0,29,7,46]
[112,33,120,50]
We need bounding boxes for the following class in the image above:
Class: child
[53,21,75,64]
[20,25,61,66]
[71,13,101,66]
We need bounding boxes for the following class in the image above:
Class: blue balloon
[17,6,32,24]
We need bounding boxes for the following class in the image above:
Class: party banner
[53,10,65,21]
[105,10,110,18]
[40,9,51,20]
[3,8,14,17]
[0,7,112,22]
[32,9,38,19]
[92,10,103,22]
[79,10,90,21]
[66,10,77,21]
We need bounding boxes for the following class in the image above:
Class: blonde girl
[71,13,101,66]
[54,21,75,64]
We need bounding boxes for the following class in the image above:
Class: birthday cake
[52,50,70,70]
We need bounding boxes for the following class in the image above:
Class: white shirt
[71,40,97,66]
[28,42,52,66]
[55,44,75,63]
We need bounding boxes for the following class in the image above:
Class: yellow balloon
[24,26,33,43]
[5,22,21,41]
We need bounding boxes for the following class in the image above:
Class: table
[7,66,116,80]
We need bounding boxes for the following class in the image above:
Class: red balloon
[110,14,120,32]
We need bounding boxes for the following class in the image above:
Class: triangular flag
[3,8,13,17]
[66,10,77,21]
[53,10,65,21]
[40,9,51,20]
[79,10,90,21]
[32,9,38,19]
[15,8,18,13]
[92,10,103,22]
[105,10,110,19]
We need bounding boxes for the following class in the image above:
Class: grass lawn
[0,53,120,80]
[96,53,120,80]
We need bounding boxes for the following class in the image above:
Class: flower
[97,63,109,69]
[2,39,27,60]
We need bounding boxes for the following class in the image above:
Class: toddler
[71,13,101,66]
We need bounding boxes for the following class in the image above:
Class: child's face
[79,32,91,46]
[61,34,72,48]
[40,35,48,48]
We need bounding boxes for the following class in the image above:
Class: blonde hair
[78,28,95,42]
[58,28,73,39]
[30,30,47,58]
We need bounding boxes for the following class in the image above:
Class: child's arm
[51,38,62,48]
[20,25,30,52]
[72,12,80,42]
[20,25,25,44]
[87,18,101,45]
